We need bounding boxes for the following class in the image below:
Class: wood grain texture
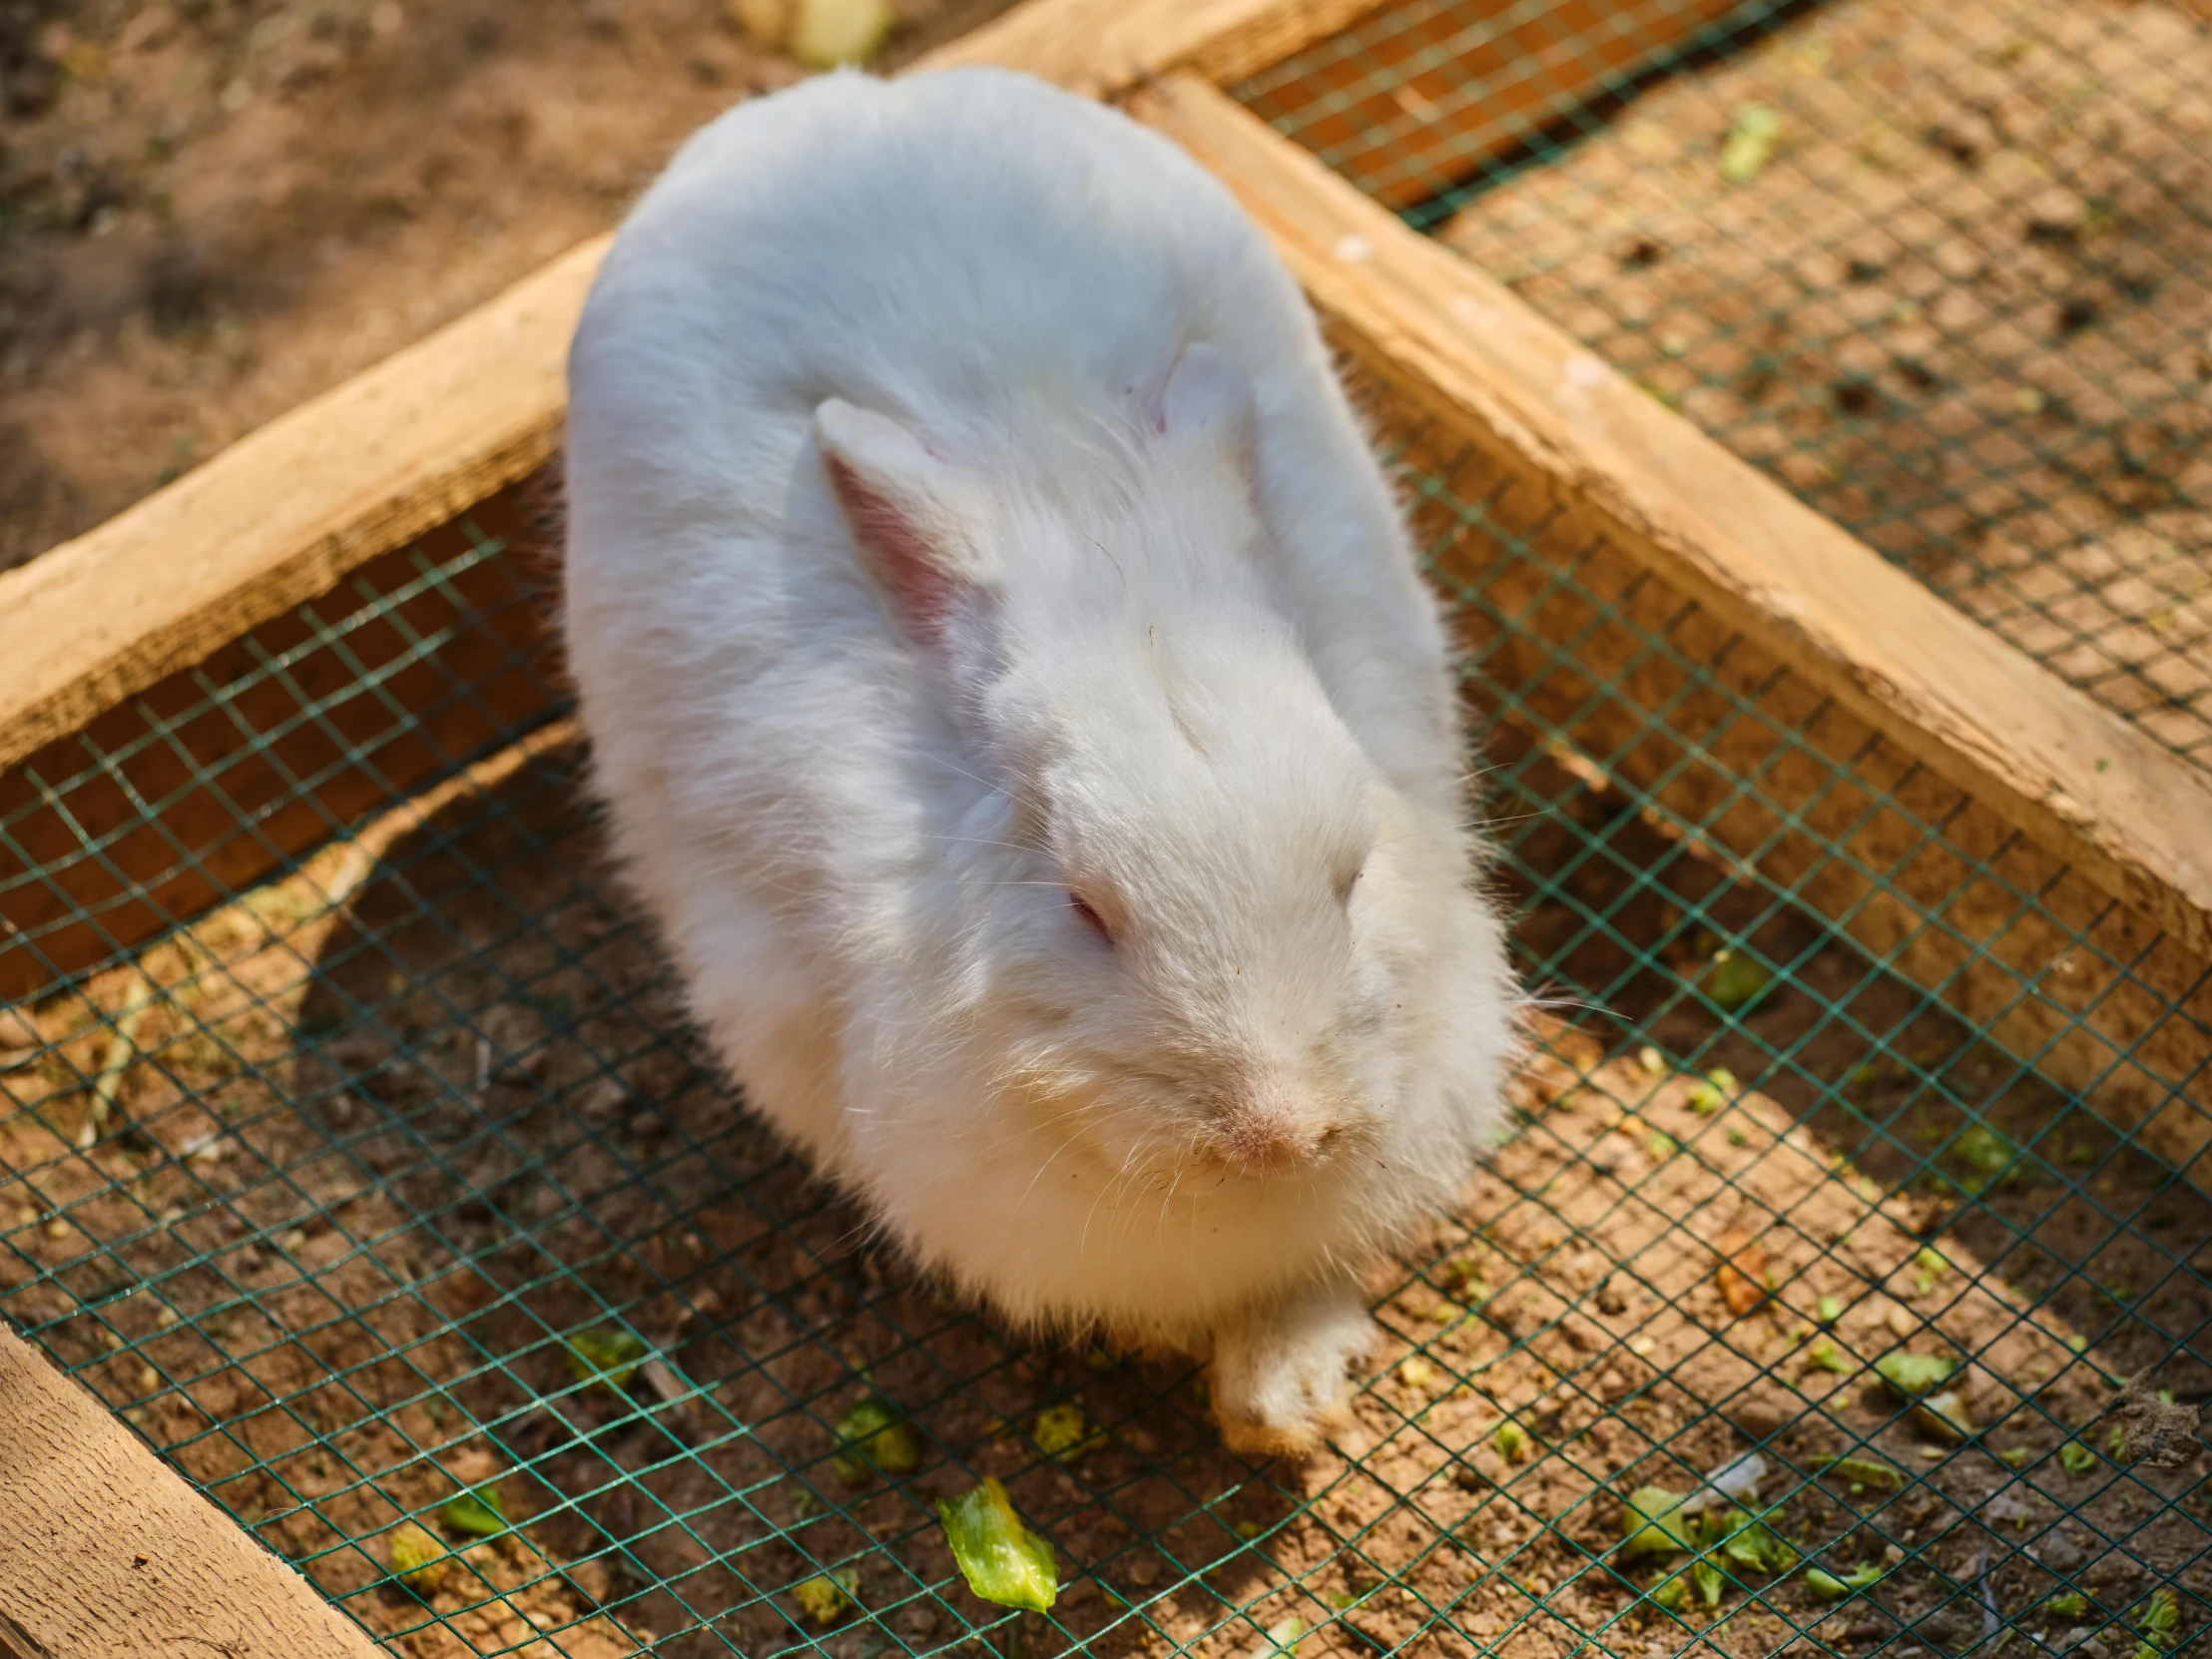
[919,0,1385,94]
[1130,73,2212,962]
[0,1321,382,1658]
[1130,75,2212,1177]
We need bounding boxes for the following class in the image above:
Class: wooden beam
[1128,73,2212,1177]
[922,0,1387,93]
[0,1322,382,1658]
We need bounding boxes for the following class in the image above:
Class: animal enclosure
[1,2,2208,1658]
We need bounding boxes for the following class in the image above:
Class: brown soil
[3,721,2205,1659]
[0,0,1009,574]
[1438,0,2212,772]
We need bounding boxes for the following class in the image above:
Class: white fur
[562,66,1516,1451]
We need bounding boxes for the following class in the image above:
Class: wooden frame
[4,0,2211,1640]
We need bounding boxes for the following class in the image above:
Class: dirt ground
[5,2,2208,1654]
[1437,0,2212,772]
[3,719,2206,1659]
[0,0,1009,573]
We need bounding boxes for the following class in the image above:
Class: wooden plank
[0,1321,381,1658]
[0,0,1365,1005]
[1233,0,1752,212]
[923,0,1387,92]
[1128,73,2212,1178]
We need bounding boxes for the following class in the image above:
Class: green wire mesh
[3,8,2210,1651]
[1237,0,2212,772]
[3,419,2206,1659]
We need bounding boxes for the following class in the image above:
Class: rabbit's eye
[1068,892,1115,945]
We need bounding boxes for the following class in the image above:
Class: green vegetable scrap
[1651,1576,1689,1612]
[1399,1356,1440,1390]
[789,0,892,68]
[1875,1352,1956,1398]
[1946,1124,2018,1195]
[938,1477,1058,1612]
[1719,105,1782,185]
[2138,1588,2181,1647]
[565,1327,648,1395]
[1913,1247,1949,1297]
[1806,1564,1885,1598]
[2059,1441,2097,1476]
[387,1520,446,1593]
[1032,1401,1105,1462]
[439,1481,508,1538]
[1811,1454,1903,1491]
[794,1566,858,1626]
[1492,1420,1528,1461]
[1915,1387,1974,1441]
[1715,1511,1797,1575]
[833,1394,925,1484]
[1702,946,1773,1014]
[1691,1558,1724,1608]
[1259,1616,1308,1659]
[2046,1593,2090,1619]
[1817,1296,1844,1326]
[1619,1485,1695,1560]
[1806,1341,1854,1376]
[1686,1079,1723,1115]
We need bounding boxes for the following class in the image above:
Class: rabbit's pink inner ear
[822,453,962,646]
[814,398,976,650]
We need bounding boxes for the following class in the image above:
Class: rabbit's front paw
[1209,1285,1376,1458]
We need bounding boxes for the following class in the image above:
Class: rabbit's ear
[1155,341,1257,471]
[815,399,991,651]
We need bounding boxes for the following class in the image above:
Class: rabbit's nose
[1215,1102,1334,1179]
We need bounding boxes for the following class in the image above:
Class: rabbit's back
[560,65,1478,1257]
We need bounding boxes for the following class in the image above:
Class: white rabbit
[562,65,1516,1455]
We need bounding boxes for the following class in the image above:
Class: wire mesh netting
[1236,0,2212,773]
[4,364,2208,1659]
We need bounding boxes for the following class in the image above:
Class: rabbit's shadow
[290,728,1275,1656]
